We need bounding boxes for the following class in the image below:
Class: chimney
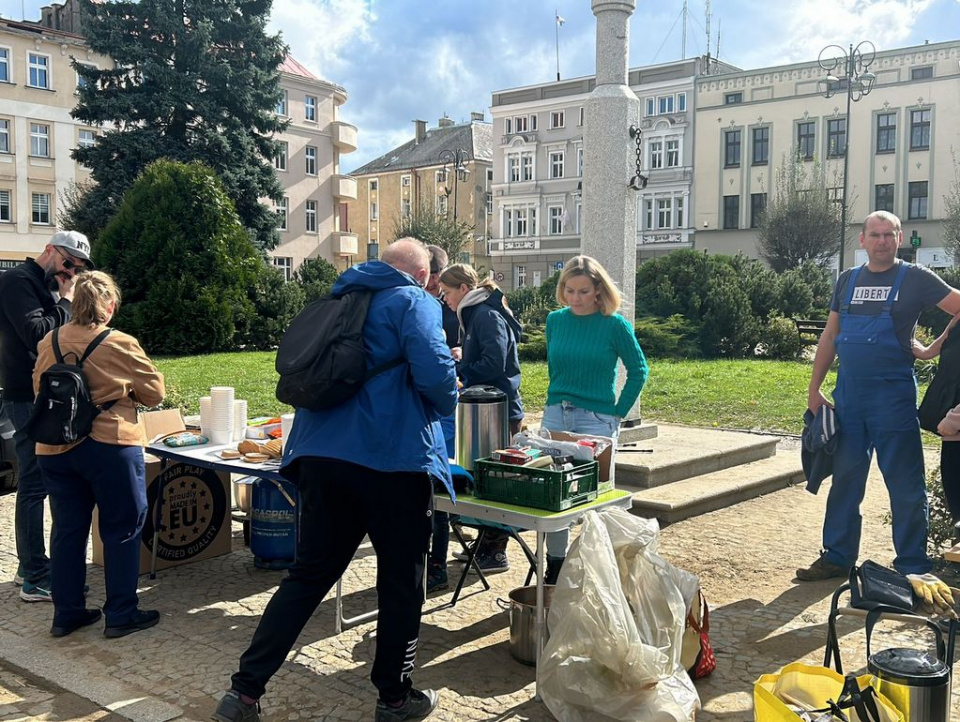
[413,119,427,144]
[470,111,485,122]
[438,116,454,128]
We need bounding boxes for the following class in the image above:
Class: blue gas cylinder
[250,478,297,569]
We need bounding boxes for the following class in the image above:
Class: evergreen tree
[71,0,288,251]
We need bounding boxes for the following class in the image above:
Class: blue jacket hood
[333,260,420,295]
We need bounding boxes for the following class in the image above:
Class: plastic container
[250,478,297,569]
[475,458,599,511]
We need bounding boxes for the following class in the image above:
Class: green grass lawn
[157,352,889,436]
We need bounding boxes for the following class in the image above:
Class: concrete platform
[616,421,659,444]
[629,453,806,524]
[615,424,779,489]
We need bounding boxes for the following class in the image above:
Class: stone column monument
[582,0,652,437]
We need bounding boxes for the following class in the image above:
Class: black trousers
[940,441,960,522]
[231,457,433,704]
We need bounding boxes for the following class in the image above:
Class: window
[875,184,895,213]
[304,95,317,121]
[521,153,533,181]
[752,127,769,165]
[504,207,536,237]
[514,116,528,133]
[578,106,584,126]
[508,154,520,182]
[304,146,317,175]
[530,114,537,131]
[275,91,288,116]
[370,202,378,220]
[650,141,663,169]
[436,195,447,216]
[0,48,8,82]
[657,198,673,228]
[515,208,528,235]
[273,257,292,282]
[276,197,288,230]
[658,95,675,114]
[273,141,287,171]
[31,193,50,224]
[77,129,95,149]
[434,170,444,186]
[504,118,512,135]
[908,181,928,220]
[910,109,931,150]
[305,200,317,232]
[577,146,584,176]
[643,194,685,230]
[401,199,411,218]
[28,53,49,89]
[645,98,655,117]
[724,130,741,167]
[876,113,896,153]
[827,118,847,158]
[797,121,816,160]
[0,190,10,221]
[911,66,933,80]
[549,206,564,235]
[0,119,9,153]
[724,92,742,105]
[401,174,411,187]
[666,139,680,168]
[550,110,564,129]
[677,93,687,112]
[30,123,49,157]
[516,265,527,288]
[675,196,684,228]
[549,151,564,179]
[722,195,739,229]
[750,193,767,228]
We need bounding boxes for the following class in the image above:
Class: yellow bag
[754,662,904,722]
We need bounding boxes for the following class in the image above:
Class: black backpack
[275,290,404,411]
[27,328,116,445]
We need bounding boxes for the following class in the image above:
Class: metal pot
[232,475,256,515]
[455,385,508,471]
[497,585,555,666]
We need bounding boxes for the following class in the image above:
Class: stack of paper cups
[233,400,248,442]
[281,413,295,449]
[199,396,212,439]
[209,386,235,445]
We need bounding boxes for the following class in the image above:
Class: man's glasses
[54,246,86,272]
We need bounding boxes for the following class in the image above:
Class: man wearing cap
[802,211,960,582]
[0,231,92,602]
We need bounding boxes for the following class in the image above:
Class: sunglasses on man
[54,246,87,272]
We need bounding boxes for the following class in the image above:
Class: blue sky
[3,0,959,172]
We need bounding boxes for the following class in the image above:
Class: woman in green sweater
[541,255,648,583]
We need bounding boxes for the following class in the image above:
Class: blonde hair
[439,263,498,293]
[556,255,621,315]
[71,271,121,326]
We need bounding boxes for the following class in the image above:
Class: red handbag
[682,589,717,679]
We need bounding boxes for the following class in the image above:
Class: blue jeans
[541,402,619,558]
[4,400,50,586]
[39,439,148,626]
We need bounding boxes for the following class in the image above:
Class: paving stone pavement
[0,438,958,721]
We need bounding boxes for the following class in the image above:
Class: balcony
[332,231,359,256]
[333,174,357,200]
[332,121,358,153]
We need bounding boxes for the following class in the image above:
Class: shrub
[237,264,306,350]
[518,334,547,361]
[919,267,960,337]
[634,315,700,358]
[295,257,340,304]
[757,316,802,360]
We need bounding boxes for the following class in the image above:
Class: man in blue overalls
[800,211,960,581]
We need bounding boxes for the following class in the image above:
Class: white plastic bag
[539,508,701,721]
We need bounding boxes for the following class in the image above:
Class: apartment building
[694,40,960,270]
[345,115,493,266]
[268,57,358,278]
[0,15,111,269]
[488,56,739,291]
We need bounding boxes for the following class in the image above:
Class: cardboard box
[549,431,615,494]
[92,410,232,574]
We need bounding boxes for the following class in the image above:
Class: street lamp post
[438,148,470,223]
[817,41,877,273]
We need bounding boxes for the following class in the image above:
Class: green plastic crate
[474,458,599,511]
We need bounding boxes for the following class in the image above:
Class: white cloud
[269,0,375,79]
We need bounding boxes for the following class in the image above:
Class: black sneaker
[796,554,850,582]
[212,690,260,722]
[51,608,102,638]
[470,549,509,574]
[426,562,448,593]
[375,689,439,722]
[104,609,160,638]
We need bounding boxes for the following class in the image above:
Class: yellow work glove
[907,574,958,618]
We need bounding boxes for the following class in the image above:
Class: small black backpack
[275,290,404,411]
[27,328,116,445]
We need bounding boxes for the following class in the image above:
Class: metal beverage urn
[455,385,508,471]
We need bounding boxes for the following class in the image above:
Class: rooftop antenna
[705,0,712,71]
[681,0,687,59]
[716,18,722,59]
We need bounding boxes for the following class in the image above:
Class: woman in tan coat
[33,271,165,638]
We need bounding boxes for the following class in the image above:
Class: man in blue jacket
[214,239,458,722]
